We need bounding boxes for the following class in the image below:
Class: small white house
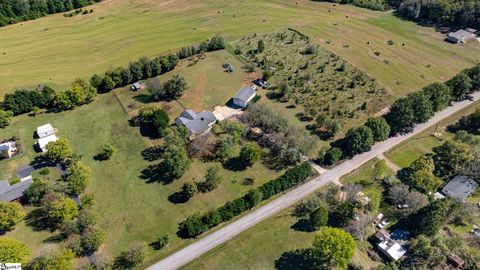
[38,134,58,152]
[0,141,17,158]
[232,86,256,108]
[36,123,55,139]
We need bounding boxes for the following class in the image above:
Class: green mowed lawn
[0,92,282,264]
[114,50,248,116]
[0,0,479,97]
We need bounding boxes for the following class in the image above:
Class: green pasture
[0,0,479,97]
[0,92,282,265]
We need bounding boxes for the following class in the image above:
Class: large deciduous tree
[364,117,390,142]
[45,138,73,163]
[411,200,448,236]
[0,202,25,233]
[0,238,30,264]
[343,126,374,156]
[0,109,13,128]
[239,142,262,167]
[422,82,451,112]
[312,227,356,269]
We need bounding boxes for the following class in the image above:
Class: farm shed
[447,29,477,44]
[36,123,55,139]
[233,86,256,108]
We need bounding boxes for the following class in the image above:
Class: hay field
[0,0,479,97]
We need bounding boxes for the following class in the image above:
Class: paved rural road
[147,92,480,270]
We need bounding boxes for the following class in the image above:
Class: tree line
[320,64,480,166]
[0,0,102,27]
[177,162,312,238]
[314,0,480,30]
[0,36,225,128]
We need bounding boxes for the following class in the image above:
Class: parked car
[377,219,390,229]
[253,78,270,88]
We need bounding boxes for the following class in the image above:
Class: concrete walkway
[147,92,480,270]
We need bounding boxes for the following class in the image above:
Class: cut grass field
[1,0,479,98]
[0,91,282,265]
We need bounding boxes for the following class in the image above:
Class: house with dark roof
[447,29,477,44]
[175,109,217,139]
[233,86,256,108]
[0,177,33,202]
[442,175,478,202]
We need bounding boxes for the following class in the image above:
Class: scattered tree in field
[257,39,265,53]
[153,109,170,137]
[422,82,451,112]
[152,234,169,250]
[0,238,30,264]
[312,227,356,269]
[114,242,146,269]
[197,164,222,193]
[239,142,262,167]
[216,136,235,162]
[411,200,448,236]
[364,117,390,141]
[0,109,13,128]
[182,182,197,200]
[26,249,74,270]
[41,193,79,229]
[137,105,158,125]
[309,206,329,230]
[46,138,73,163]
[0,202,26,233]
[159,145,191,183]
[65,161,91,195]
[96,144,115,161]
[163,75,188,100]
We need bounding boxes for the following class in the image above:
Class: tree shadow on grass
[168,191,189,204]
[25,208,57,232]
[133,94,153,104]
[275,248,327,270]
[222,157,247,172]
[141,146,164,161]
[140,164,175,185]
[291,219,315,232]
[139,125,159,139]
[43,234,65,243]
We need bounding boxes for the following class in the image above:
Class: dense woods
[315,0,480,29]
[0,0,102,27]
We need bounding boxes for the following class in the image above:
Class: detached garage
[233,86,256,108]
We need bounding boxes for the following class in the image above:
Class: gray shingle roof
[0,177,33,201]
[233,86,256,103]
[442,175,478,202]
[449,30,475,40]
[176,110,217,134]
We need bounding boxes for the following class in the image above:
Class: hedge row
[92,36,226,93]
[177,162,312,238]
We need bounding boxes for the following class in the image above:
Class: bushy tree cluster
[54,79,96,110]
[40,192,79,229]
[1,86,55,115]
[0,0,102,27]
[94,54,179,93]
[0,238,31,264]
[176,36,225,59]
[148,74,188,101]
[65,161,91,195]
[178,163,312,238]
[397,154,443,193]
[0,109,13,128]
[0,202,25,233]
[135,106,170,137]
